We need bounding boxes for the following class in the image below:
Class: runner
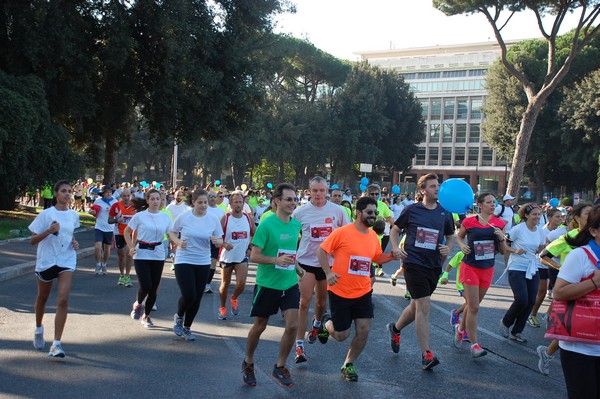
[30,180,80,357]
[386,173,455,370]
[316,196,399,381]
[166,190,190,221]
[90,185,117,275]
[124,189,173,328]
[169,189,223,340]
[108,188,136,287]
[292,176,349,363]
[241,183,303,388]
[218,191,255,320]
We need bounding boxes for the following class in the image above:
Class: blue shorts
[95,229,113,245]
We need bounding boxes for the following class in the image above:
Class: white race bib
[414,227,439,250]
[473,240,495,261]
[309,223,333,242]
[348,255,371,277]
[275,249,297,271]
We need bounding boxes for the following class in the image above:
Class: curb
[0,247,96,283]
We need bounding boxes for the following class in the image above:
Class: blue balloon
[392,185,400,195]
[360,177,369,185]
[215,180,221,186]
[331,184,339,190]
[267,182,273,189]
[155,183,161,188]
[359,184,367,192]
[438,178,474,214]
[549,197,559,207]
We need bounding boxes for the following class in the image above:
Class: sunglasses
[280,197,298,203]
[209,195,218,199]
[363,210,379,216]
[369,192,380,196]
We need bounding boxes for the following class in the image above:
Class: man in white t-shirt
[166,190,190,221]
[495,194,516,267]
[90,185,118,275]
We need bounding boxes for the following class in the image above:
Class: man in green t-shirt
[242,183,304,388]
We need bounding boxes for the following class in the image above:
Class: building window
[444,99,455,119]
[429,124,440,143]
[456,124,467,143]
[482,147,493,166]
[416,148,425,165]
[471,98,483,119]
[431,100,441,119]
[454,147,465,166]
[443,70,467,78]
[469,124,480,143]
[469,69,487,77]
[457,99,468,119]
[420,100,429,118]
[418,71,441,79]
[443,124,453,143]
[468,148,479,166]
[402,73,417,80]
[428,147,439,165]
[442,148,452,165]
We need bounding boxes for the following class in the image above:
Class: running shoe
[376,267,385,277]
[453,324,464,348]
[204,284,213,294]
[124,275,132,287]
[341,363,358,382]
[294,346,307,363]
[48,343,65,358]
[317,314,330,344]
[101,264,107,275]
[118,275,125,286]
[272,365,294,387]
[527,315,540,328]
[33,327,45,350]
[182,327,196,341]
[509,333,527,343]
[386,322,400,353]
[421,351,440,370]
[450,309,460,327]
[470,343,487,358]
[536,345,553,375]
[404,291,411,300]
[230,295,239,316]
[500,319,509,338]
[546,290,553,299]
[390,277,397,286]
[173,314,184,336]
[141,315,154,328]
[241,360,256,386]
[218,307,227,320]
[95,263,101,275]
[463,330,471,343]
[130,302,144,320]
[307,315,318,344]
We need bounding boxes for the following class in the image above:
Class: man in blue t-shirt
[386,173,455,370]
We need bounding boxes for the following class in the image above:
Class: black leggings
[560,347,600,398]
[134,259,164,316]
[175,264,211,327]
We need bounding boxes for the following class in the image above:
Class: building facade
[356,42,514,195]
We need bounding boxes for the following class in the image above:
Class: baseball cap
[503,194,515,201]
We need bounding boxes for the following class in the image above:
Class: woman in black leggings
[169,189,223,340]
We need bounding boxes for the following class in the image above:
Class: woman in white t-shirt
[168,189,223,340]
[554,205,600,398]
[500,203,546,343]
[124,189,173,329]
[29,180,80,358]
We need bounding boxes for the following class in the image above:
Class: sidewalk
[0,229,96,282]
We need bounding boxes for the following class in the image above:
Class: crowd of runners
[24,175,600,397]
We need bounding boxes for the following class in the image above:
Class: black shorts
[328,290,373,332]
[95,229,114,245]
[250,284,300,318]
[114,235,126,249]
[403,263,441,300]
[210,242,219,260]
[299,263,326,281]
[220,258,248,268]
[539,268,549,280]
[36,266,72,282]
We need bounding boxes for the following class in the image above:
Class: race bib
[231,231,248,240]
[275,249,297,271]
[414,227,439,250]
[473,240,495,260]
[121,215,133,225]
[310,223,333,242]
[348,256,371,277]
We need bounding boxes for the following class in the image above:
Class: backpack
[495,204,506,218]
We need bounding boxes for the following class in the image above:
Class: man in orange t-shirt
[109,188,136,287]
[316,196,399,382]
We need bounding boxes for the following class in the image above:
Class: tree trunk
[103,135,117,185]
[507,102,542,198]
[277,159,285,182]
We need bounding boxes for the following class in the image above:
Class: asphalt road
[0,237,566,398]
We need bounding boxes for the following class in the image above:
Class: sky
[274,1,582,60]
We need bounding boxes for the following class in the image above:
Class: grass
[0,208,96,240]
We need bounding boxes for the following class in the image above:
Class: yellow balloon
[241,183,248,191]
[87,178,93,184]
